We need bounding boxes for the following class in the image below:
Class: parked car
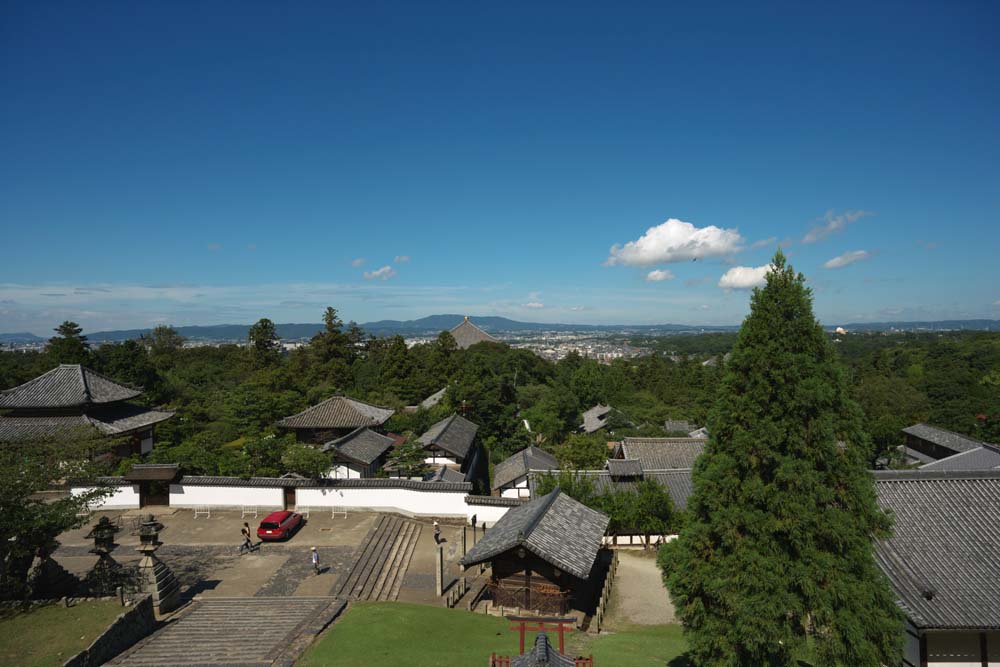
[257,510,304,541]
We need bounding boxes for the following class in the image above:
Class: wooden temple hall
[461,488,610,618]
[0,364,173,457]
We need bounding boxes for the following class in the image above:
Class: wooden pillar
[919,633,928,667]
[980,632,988,667]
[461,525,467,557]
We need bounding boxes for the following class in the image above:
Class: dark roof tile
[492,446,559,490]
[322,426,395,465]
[0,365,141,409]
[419,413,478,460]
[278,395,394,430]
[620,437,705,470]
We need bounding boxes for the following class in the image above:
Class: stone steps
[331,514,421,602]
[109,597,344,666]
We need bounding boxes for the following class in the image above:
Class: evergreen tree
[46,321,90,365]
[661,251,902,666]
[247,318,280,364]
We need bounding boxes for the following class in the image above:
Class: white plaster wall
[169,485,283,508]
[927,632,987,667]
[423,455,458,465]
[500,478,531,499]
[72,485,140,509]
[464,502,511,527]
[295,487,469,518]
[326,465,362,479]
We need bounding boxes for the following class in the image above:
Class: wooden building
[900,423,987,465]
[412,413,488,488]
[460,488,610,616]
[0,364,173,457]
[493,446,559,499]
[449,316,500,349]
[277,395,394,444]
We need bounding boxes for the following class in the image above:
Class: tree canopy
[660,251,902,666]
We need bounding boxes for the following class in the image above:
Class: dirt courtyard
[606,549,677,626]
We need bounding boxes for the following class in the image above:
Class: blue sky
[2,1,998,334]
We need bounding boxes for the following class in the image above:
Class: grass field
[0,599,125,667]
[297,601,688,667]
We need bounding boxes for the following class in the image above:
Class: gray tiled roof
[322,426,395,465]
[620,437,706,470]
[423,465,466,483]
[0,365,142,408]
[510,633,576,667]
[460,488,609,580]
[606,457,643,478]
[449,317,499,349]
[873,469,1000,629]
[277,395,394,430]
[688,426,709,439]
[492,446,559,490]
[920,444,1000,472]
[0,405,173,442]
[419,413,478,460]
[580,404,612,433]
[465,495,527,508]
[902,423,985,454]
[538,469,694,510]
[419,387,447,410]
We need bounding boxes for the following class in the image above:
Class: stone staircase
[332,514,421,601]
[108,597,345,666]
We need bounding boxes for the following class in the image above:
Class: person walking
[239,522,254,555]
[311,547,320,575]
[433,521,441,544]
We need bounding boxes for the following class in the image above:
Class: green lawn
[298,602,688,667]
[0,599,126,667]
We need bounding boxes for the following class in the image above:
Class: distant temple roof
[449,316,499,349]
[580,405,612,433]
[492,446,559,490]
[0,364,142,409]
[278,395,394,430]
[419,413,479,460]
[528,468,695,510]
[461,488,609,580]
[919,443,1000,472]
[419,387,447,410]
[873,469,1000,630]
[322,426,396,465]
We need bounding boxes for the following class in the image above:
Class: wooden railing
[591,549,619,633]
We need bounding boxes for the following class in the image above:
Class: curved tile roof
[322,426,395,464]
[620,437,706,470]
[873,470,1000,629]
[0,365,142,409]
[0,405,173,442]
[419,413,478,460]
[278,395,394,430]
[492,446,559,490]
[449,317,499,349]
[902,423,985,454]
[460,488,609,580]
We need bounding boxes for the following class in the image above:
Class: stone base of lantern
[137,554,180,616]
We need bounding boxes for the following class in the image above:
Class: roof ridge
[519,487,561,542]
[78,365,91,403]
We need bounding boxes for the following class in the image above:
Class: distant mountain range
[1,316,998,345]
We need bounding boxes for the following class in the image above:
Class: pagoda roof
[0,365,142,409]
[449,317,499,349]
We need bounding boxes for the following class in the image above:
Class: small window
[260,522,279,529]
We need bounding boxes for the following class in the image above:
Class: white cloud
[394,255,410,264]
[363,266,397,280]
[351,257,366,267]
[569,306,587,312]
[802,210,871,244]
[718,264,772,290]
[698,304,711,310]
[823,250,871,269]
[523,302,545,309]
[993,300,1000,306]
[607,218,743,266]
[645,269,674,282]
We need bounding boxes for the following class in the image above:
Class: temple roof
[619,437,706,470]
[449,317,499,349]
[0,404,174,442]
[0,365,142,409]
[278,395,394,430]
[580,405,612,433]
[460,488,609,580]
[419,413,478,460]
[322,426,396,465]
[873,470,1000,630]
[510,633,576,667]
[902,423,985,454]
[920,443,1000,472]
[492,446,559,490]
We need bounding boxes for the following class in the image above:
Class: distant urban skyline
[2,3,998,335]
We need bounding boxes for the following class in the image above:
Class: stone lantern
[87,516,120,555]
[80,516,123,596]
[134,514,180,615]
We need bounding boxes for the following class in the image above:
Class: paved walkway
[606,550,677,626]
[108,597,346,666]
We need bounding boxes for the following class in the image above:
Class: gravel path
[608,550,677,625]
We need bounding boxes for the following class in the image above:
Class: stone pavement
[107,597,346,667]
